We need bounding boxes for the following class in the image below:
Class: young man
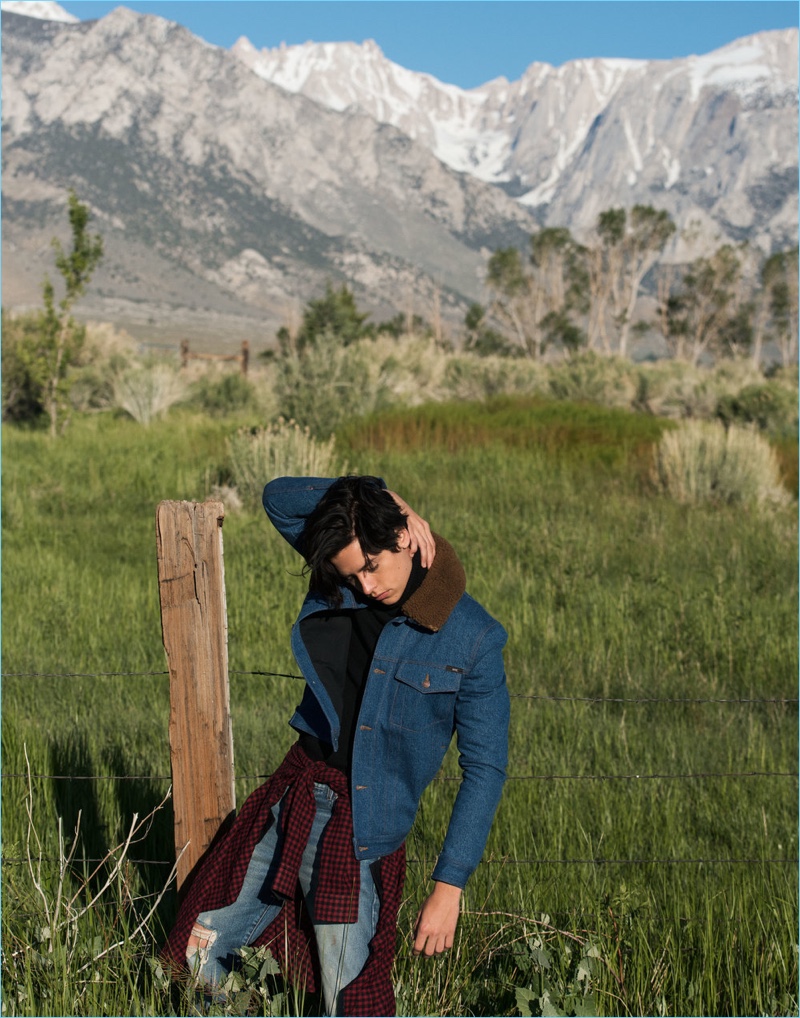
[163,476,509,1017]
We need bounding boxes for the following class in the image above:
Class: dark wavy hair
[300,476,408,606]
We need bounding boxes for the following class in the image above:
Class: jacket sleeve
[431,620,510,889]
[262,477,337,552]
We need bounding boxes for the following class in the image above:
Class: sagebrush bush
[112,363,187,425]
[227,419,342,507]
[442,354,548,401]
[370,334,450,405]
[274,330,384,436]
[638,359,770,421]
[651,420,790,508]
[547,351,638,407]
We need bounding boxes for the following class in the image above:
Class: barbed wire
[3,855,795,868]
[2,897,782,931]
[3,769,796,783]
[2,671,796,705]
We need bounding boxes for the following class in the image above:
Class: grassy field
[2,400,797,1017]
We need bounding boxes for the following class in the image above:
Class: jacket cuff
[430,855,473,889]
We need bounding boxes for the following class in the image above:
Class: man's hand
[413,881,462,956]
[386,490,436,568]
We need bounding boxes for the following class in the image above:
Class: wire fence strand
[3,855,796,868]
[2,671,796,705]
[3,769,797,783]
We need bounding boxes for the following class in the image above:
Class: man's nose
[360,573,376,594]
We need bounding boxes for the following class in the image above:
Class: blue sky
[60,1,798,89]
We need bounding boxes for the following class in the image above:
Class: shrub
[547,351,637,407]
[274,329,384,436]
[188,371,256,417]
[651,420,790,508]
[715,382,798,438]
[443,355,548,402]
[61,323,138,414]
[2,309,49,424]
[112,363,187,425]
[227,419,342,507]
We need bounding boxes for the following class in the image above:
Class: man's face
[331,530,414,605]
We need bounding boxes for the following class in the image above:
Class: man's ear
[396,527,412,551]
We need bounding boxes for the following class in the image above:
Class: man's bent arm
[432,620,510,888]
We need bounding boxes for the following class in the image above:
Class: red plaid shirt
[161,742,406,1017]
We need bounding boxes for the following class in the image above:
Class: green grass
[2,401,797,1016]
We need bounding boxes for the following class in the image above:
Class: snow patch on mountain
[686,34,786,101]
[1,0,77,22]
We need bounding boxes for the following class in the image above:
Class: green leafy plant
[715,381,798,438]
[513,927,599,1017]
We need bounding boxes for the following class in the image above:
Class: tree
[279,283,373,355]
[47,192,104,435]
[485,246,534,353]
[586,204,671,356]
[462,303,516,356]
[2,191,103,433]
[666,245,745,365]
[761,246,799,367]
[484,228,586,358]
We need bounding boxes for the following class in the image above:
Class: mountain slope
[2,6,535,339]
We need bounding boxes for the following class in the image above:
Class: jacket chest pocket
[389,664,461,733]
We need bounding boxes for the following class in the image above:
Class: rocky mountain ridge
[234,28,798,253]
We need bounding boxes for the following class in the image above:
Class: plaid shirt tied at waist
[270,748,361,922]
[161,742,406,1017]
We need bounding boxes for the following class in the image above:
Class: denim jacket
[262,477,509,889]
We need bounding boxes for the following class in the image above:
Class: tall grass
[2,401,797,1016]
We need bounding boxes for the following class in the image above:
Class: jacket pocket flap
[394,665,461,694]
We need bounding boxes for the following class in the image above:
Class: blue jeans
[186,783,380,1017]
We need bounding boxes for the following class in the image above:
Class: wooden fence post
[156,499,235,890]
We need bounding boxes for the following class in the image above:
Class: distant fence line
[180,338,249,376]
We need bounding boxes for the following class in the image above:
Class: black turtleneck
[299,550,428,773]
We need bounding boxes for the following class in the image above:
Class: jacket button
[373,668,385,675]
[359,725,372,731]
[358,846,369,852]
[423,674,431,688]
[356,785,368,790]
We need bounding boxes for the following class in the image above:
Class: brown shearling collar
[402,533,466,632]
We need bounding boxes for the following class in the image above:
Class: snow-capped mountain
[0,0,77,22]
[1,3,797,342]
[232,36,641,188]
[233,29,798,250]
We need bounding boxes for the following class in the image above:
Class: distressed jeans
[186,782,380,1017]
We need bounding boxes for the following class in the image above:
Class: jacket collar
[300,533,466,631]
[402,533,466,632]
